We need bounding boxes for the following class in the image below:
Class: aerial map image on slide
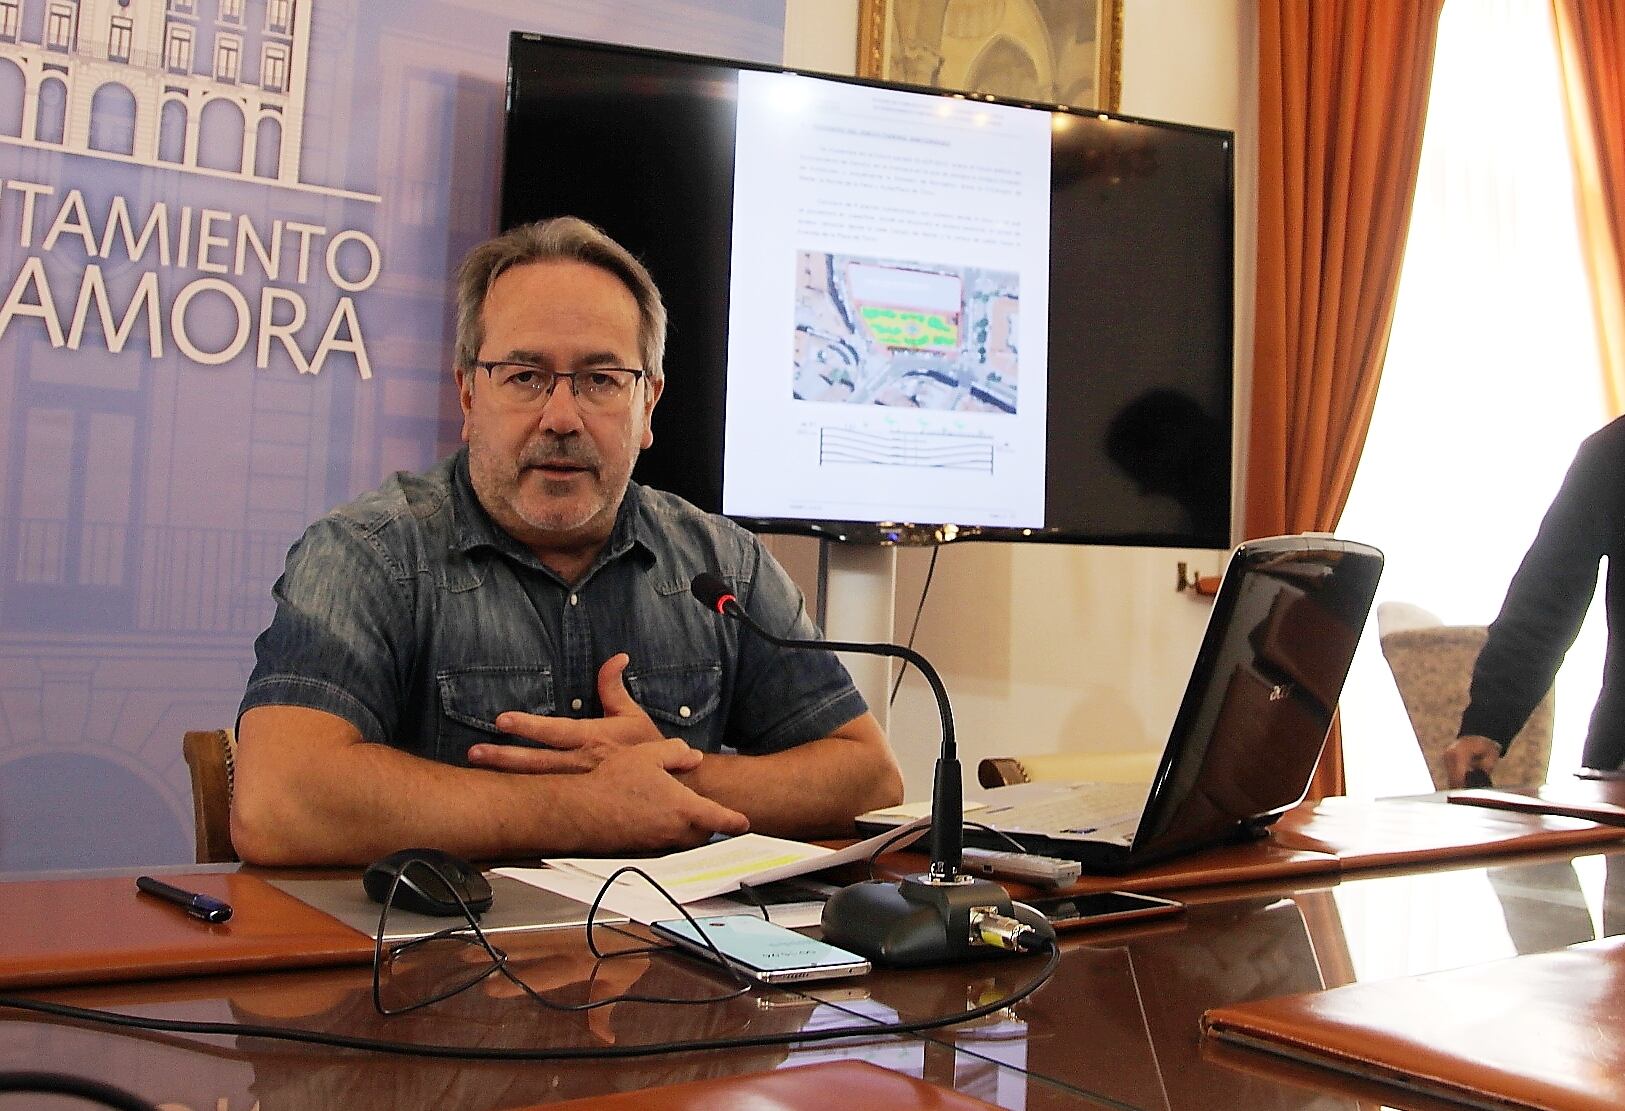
[793,250,1019,413]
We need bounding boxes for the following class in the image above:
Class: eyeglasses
[472,361,645,414]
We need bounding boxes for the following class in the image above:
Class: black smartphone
[1021,891,1184,931]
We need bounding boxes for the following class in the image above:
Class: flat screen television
[502,32,1234,548]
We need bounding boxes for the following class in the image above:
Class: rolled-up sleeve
[239,517,412,746]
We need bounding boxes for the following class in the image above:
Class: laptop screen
[1129,535,1384,862]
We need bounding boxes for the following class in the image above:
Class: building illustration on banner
[0,0,371,200]
[0,0,392,873]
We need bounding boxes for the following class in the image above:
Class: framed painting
[857,0,1123,112]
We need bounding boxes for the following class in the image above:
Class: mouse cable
[373,864,756,1016]
[0,941,1059,1063]
[370,866,508,1014]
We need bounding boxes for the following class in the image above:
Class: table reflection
[1332,851,1625,980]
[831,895,1349,1110]
[810,849,1625,1110]
[4,936,854,1111]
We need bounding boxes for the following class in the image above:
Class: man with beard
[231,218,901,865]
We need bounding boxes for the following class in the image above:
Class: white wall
[782,0,857,73]
[1121,0,1241,129]
[781,0,1247,797]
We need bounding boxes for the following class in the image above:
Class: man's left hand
[469,653,665,773]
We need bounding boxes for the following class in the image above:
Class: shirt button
[679,705,692,719]
[571,697,583,711]
[569,593,579,606]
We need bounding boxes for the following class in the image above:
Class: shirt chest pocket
[436,665,554,761]
[625,662,723,743]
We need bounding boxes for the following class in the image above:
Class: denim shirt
[240,449,867,764]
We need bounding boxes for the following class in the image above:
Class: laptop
[859,534,1385,873]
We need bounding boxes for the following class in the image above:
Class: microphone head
[690,572,734,612]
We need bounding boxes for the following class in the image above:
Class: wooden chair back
[181,729,239,863]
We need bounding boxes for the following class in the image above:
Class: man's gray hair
[454,216,667,384]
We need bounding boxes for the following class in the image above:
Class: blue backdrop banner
[0,0,783,870]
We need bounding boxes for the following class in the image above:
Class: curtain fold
[1250,0,1444,798]
[1552,0,1625,417]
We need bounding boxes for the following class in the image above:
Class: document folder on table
[0,872,373,990]
[1202,935,1625,1111]
[1270,795,1625,869]
[1448,785,1625,826]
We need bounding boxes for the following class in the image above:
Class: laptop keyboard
[976,781,1148,842]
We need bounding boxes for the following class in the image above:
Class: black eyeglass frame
[470,360,646,406]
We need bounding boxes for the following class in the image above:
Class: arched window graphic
[0,59,23,137]
[35,76,66,144]
[196,96,244,173]
[253,113,280,178]
[88,82,137,156]
[0,752,188,869]
[158,98,186,163]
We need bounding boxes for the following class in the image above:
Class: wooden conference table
[3,789,1624,1110]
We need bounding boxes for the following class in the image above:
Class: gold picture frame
[858,0,1123,113]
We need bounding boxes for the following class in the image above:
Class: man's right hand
[1442,735,1502,789]
[573,739,750,851]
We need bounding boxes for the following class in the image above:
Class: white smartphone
[1021,890,1184,931]
[649,914,871,984]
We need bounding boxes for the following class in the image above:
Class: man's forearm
[678,731,904,839]
[233,740,595,865]
[231,706,748,865]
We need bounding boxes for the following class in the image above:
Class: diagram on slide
[819,427,994,474]
[792,250,1019,413]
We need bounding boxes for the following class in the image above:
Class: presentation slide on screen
[723,71,1051,527]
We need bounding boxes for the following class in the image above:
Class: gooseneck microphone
[691,571,965,876]
[690,572,1053,965]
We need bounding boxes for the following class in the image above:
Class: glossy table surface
[853,845,1625,1110]
[4,814,1625,1109]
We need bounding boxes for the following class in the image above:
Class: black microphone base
[820,874,1051,966]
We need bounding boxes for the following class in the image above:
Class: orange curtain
[1552,0,1625,417]
[1251,0,1444,798]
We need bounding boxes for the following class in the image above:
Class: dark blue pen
[136,875,233,923]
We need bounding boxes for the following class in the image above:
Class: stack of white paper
[497,820,928,925]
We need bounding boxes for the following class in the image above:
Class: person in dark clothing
[1445,414,1625,786]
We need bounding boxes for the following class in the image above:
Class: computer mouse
[362,848,494,917]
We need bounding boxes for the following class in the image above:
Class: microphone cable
[862,819,1033,882]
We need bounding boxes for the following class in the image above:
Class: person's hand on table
[1443,735,1501,788]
